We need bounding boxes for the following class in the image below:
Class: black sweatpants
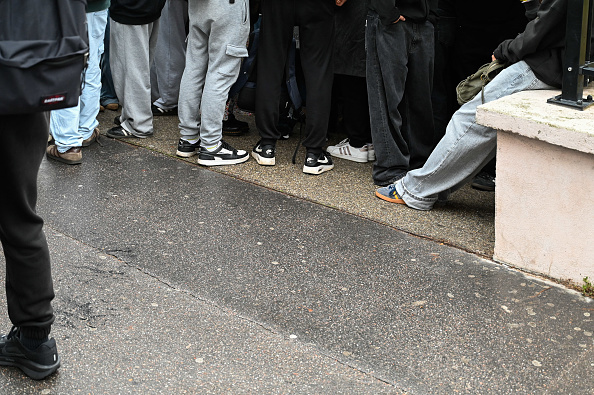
[0,113,55,338]
[331,74,371,148]
[255,0,334,152]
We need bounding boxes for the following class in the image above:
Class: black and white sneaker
[106,125,142,139]
[252,142,276,166]
[151,104,178,116]
[176,138,201,158]
[303,151,334,175]
[197,140,249,166]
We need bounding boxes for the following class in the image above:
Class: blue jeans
[50,10,108,151]
[366,11,435,185]
[395,61,552,210]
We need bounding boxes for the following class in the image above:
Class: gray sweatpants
[178,0,249,146]
[110,18,160,137]
[151,0,189,110]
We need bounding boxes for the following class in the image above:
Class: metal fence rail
[548,0,594,110]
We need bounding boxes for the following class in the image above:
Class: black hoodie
[368,0,438,26]
[109,0,167,25]
[493,0,567,88]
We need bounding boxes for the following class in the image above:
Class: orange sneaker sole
[375,190,405,204]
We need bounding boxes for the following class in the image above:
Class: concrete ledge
[477,88,594,284]
[476,88,594,155]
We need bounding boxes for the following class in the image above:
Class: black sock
[19,326,50,349]
[19,334,48,350]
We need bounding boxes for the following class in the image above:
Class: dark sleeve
[493,0,566,63]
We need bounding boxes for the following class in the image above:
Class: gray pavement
[0,113,592,393]
[112,111,497,257]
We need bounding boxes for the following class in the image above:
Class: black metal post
[548,0,594,110]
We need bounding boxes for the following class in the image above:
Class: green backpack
[456,60,507,105]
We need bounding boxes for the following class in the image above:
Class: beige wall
[494,131,594,283]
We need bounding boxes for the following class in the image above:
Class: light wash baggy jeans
[395,61,553,210]
[50,10,108,152]
[178,0,249,147]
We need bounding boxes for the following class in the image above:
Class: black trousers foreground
[0,113,55,338]
[256,0,334,152]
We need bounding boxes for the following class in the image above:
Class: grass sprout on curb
[582,277,594,298]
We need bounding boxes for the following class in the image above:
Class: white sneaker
[326,139,368,163]
[367,143,375,162]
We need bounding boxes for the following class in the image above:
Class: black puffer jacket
[493,0,567,87]
[109,0,167,25]
[368,0,438,26]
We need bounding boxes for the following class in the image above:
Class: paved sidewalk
[101,111,497,257]
[0,115,592,393]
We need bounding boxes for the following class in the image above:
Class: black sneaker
[197,140,249,166]
[0,327,60,380]
[151,104,178,116]
[176,138,201,158]
[106,125,140,139]
[303,151,334,175]
[222,114,249,136]
[252,141,276,166]
[114,115,121,126]
[471,171,496,191]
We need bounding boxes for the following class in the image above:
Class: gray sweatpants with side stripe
[178,0,249,147]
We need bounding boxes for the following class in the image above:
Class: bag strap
[480,60,507,104]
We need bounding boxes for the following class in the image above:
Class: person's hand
[336,0,348,6]
[393,15,406,23]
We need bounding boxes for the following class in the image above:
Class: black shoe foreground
[303,151,334,175]
[0,327,60,380]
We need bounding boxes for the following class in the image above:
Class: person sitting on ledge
[375,0,564,210]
